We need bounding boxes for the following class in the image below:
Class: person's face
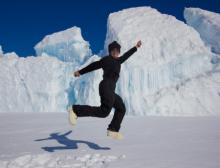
[110,48,120,59]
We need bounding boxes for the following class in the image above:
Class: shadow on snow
[35,130,111,152]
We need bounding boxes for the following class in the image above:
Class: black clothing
[79,47,137,81]
[73,46,137,132]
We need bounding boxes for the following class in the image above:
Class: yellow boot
[107,130,123,140]
[67,106,77,126]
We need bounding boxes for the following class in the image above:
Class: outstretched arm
[118,40,142,64]
[74,59,103,77]
[118,47,137,64]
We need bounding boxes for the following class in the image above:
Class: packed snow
[1,6,220,116]
[184,7,220,54]
[0,113,220,168]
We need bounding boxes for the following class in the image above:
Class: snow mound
[35,27,92,63]
[0,153,123,168]
[184,8,220,54]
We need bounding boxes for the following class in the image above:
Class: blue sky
[0,0,219,57]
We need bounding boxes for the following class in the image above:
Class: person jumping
[68,40,142,140]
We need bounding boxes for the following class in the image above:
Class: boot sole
[68,107,77,126]
[107,130,123,140]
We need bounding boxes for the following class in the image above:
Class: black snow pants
[73,78,126,132]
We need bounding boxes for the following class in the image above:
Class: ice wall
[35,27,92,63]
[0,53,67,112]
[103,7,217,115]
[1,7,220,116]
[0,26,98,112]
[184,8,220,54]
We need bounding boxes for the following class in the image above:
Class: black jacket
[79,47,137,82]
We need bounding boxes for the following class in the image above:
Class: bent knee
[120,103,126,114]
[100,107,112,118]
[99,112,110,118]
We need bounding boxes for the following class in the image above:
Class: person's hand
[74,71,80,77]
[136,40,142,48]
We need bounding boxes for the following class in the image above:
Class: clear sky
[0,0,219,57]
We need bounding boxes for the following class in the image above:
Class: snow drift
[1,7,220,116]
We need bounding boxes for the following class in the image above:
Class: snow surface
[0,113,220,168]
[1,6,220,116]
[184,8,220,54]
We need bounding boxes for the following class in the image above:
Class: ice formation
[35,27,92,63]
[1,7,220,116]
[184,7,220,54]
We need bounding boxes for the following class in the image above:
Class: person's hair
[108,41,121,53]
